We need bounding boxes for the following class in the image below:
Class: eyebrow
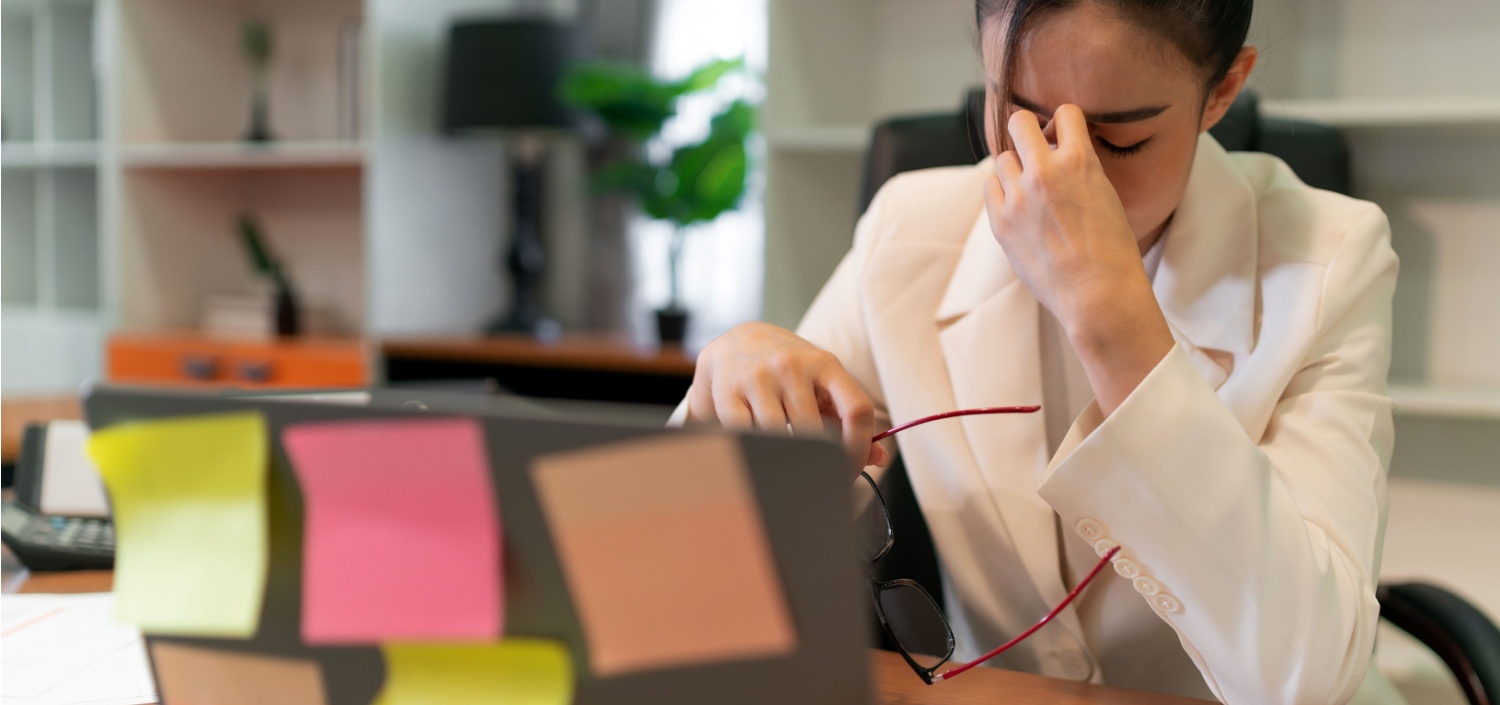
[1003,88,1170,125]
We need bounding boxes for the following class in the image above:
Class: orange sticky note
[530,433,797,676]
[150,642,326,705]
[281,418,502,643]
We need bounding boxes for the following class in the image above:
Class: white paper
[1,593,155,705]
[38,421,111,518]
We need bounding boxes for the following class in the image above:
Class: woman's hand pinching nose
[982,105,1145,329]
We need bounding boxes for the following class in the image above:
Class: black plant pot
[275,284,301,337]
[245,88,274,143]
[655,307,688,346]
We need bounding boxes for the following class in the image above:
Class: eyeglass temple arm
[931,545,1122,683]
[871,406,1040,443]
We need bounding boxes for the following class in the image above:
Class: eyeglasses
[858,406,1121,684]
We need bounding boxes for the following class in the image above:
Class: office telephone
[1,422,115,570]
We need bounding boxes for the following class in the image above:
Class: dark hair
[975,0,1252,146]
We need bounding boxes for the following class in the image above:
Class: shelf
[1390,383,1500,421]
[120,142,365,170]
[1261,96,1500,129]
[1,142,100,168]
[765,125,869,152]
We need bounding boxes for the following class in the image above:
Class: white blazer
[764,134,1400,704]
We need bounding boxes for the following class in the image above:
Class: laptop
[82,385,870,705]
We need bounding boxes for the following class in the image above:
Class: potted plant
[560,57,755,345]
[237,214,299,336]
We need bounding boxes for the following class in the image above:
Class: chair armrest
[1379,581,1500,705]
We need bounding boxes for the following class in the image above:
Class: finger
[686,378,717,424]
[866,441,891,468]
[783,385,827,439]
[1006,109,1050,167]
[822,373,876,468]
[984,174,1005,213]
[715,388,755,431]
[996,150,1023,193]
[745,385,790,434]
[1052,104,1091,154]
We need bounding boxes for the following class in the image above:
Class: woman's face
[982,2,1251,246]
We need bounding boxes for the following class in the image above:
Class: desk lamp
[442,16,576,338]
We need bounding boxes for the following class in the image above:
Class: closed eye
[1098,136,1151,157]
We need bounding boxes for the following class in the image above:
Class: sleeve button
[1132,576,1161,596]
[1075,518,1105,542]
[1112,558,1141,580]
[1092,538,1119,558]
[1152,593,1182,614]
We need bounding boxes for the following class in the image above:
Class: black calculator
[2,501,115,571]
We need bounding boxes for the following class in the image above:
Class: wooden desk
[13,569,1206,705]
[382,334,697,406]
[2,395,82,464]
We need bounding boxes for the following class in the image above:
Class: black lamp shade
[442,18,575,133]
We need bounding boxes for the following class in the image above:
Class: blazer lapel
[935,210,1086,641]
[1152,134,1261,386]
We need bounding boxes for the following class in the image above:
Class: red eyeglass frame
[866,405,1120,684]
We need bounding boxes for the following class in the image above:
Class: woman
[677,1,1401,702]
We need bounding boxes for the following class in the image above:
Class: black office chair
[1380,582,1500,705]
[858,90,1500,705]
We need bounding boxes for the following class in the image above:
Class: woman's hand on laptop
[688,322,890,472]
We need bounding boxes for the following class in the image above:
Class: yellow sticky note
[375,641,573,705]
[88,412,269,637]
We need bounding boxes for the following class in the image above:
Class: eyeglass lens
[877,582,954,669]
[853,472,894,563]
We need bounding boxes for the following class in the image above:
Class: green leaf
[674,58,744,95]
[237,214,284,285]
[242,21,272,66]
[666,134,747,225]
[562,58,755,229]
[708,100,756,140]
[558,61,678,140]
[558,57,748,141]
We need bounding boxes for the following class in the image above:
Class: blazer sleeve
[1036,206,1399,705]
[791,184,893,443]
[669,186,894,445]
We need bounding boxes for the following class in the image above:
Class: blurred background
[1,0,1498,701]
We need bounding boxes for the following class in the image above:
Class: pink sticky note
[282,418,502,643]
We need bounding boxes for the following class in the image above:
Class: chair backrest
[858,89,987,215]
[857,89,1351,219]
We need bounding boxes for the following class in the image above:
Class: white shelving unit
[1390,384,1500,422]
[119,141,365,170]
[763,0,982,327]
[2,0,105,396]
[1,141,100,167]
[763,0,1500,489]
[1263,96,1500,129]
[3,0,547,394]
